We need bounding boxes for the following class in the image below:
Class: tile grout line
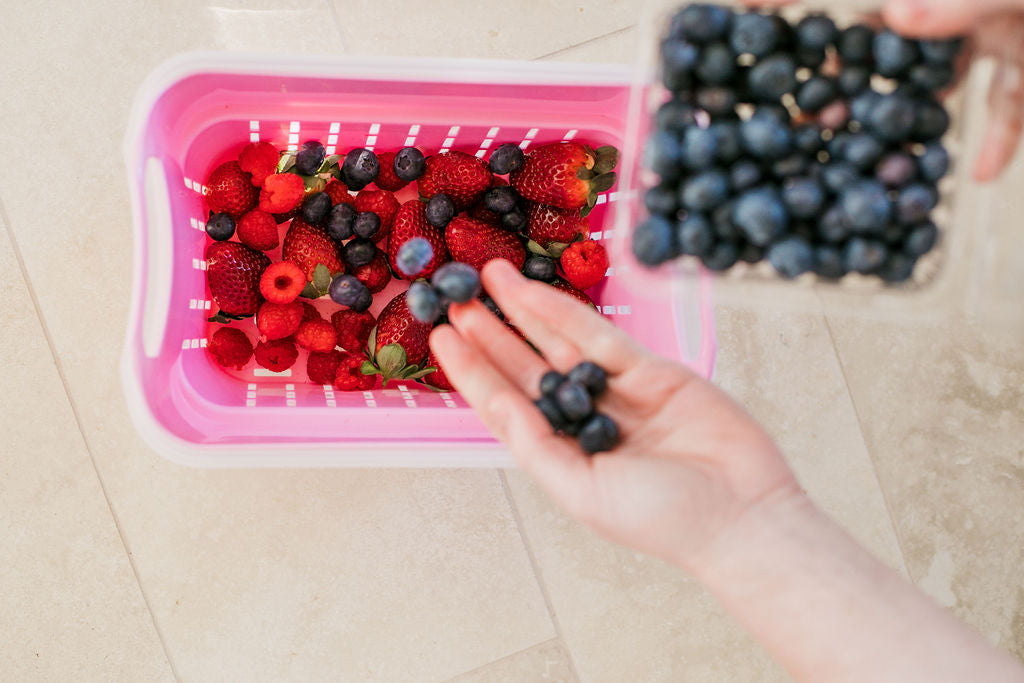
[435,636,567,683]
[532,24,634,61]
[0,196,182,682]
[498,470,584,682]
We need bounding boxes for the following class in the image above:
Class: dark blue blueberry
[755,104,791,124]
[394,146,426,181]
[796,14,837,50]
[748,54,797,101]
[904,221,939,257]
[487,143,524,175]
[840,181,892,233]
[794,125,824,155]
[484,186,518,214]
[790,222,817,242]
[826,131,853,159]
[678,213,715,257]
[873,30,920,78]
[838,24,874,63]
[912,100,950,141]
[738,242,764,263]
[697,87,739,118]
[301,191,332,225]
[920,38,963,64]
[535,395,567,431]
[680,126,719,170]
[733,187,788,246]
[432,262,481,303]
[425,194,456,228]
[329,274,371,309]
[838,65,872,96]
[711,200,740,240]
[795,46,827,69]
[843,237,888,273]
[500,206,527,232]
[876,153,918,188]
[730,159,762,192]
[883,222,907,245]
[696,43,737,85]
[568,361,608,397]
[821,161,859,196]
[578,413,620,454]
[729,12,779,58]
[741,113,793,160]
[782,177,825,219]
[796,75,838,112]
[681,169,730,212]
[406,281,442,323]
[481,295,504,319]
[632,215,678,266]
[895,183,938,224]
[539,370,565,397]
[341,148,379,190]
[772,154,808,179]
[554,380,593,422]
[645,184,679,217]
[656,99,698,133]
[850,90,881,123]
[646,130,684,178]
[671,4,732,43]
[661,38,700,90]
[327,203,356,242]
[867,94,917,142]
[878,252,917,283]
[909,63,954,92]
[844,133,885,171]
[342,237,377,268]
[814,244,847,279]
[295,140,326,175]
[205,212,235,241]
[395,237,434,277]
[702,241,740,271]
[353,211,381,239]
[768,236,815,278]
[918,143,950,183]
[523,254,557,282]
[350,287,373,312]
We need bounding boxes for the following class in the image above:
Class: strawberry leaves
[360,342,437,386]
[207,311,252,324]
[299,264,335,299]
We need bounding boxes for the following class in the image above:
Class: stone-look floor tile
[537,26,636,64]
[445,639,578,683]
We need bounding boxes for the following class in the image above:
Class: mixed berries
[633,4,962,282]
[535,361,619,454]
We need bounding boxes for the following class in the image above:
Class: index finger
[882,0,1017,37]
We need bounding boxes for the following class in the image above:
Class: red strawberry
[334,352,377,391]
[259,261,306,304]
[551,279,597,309]
[238,141,278,187]
[525,202,590,250]
[366,291,434,384]
[324,178,355,206]
[236,209,280,251]
[256,301,303,341]
[307,349,343,385]
[373,151,409,192]
[300,301,321,322]
[387,200,448,280]
[469,200,501,226]
[205,161,258,218]
[272,205,302,224]
[510,142,619,215]
[295,318,337,353]
[331,309,376,353]
[259,173,305,214]
[560,240,608,291]
[254,339,299,372]
[445,216,526,272]
[352,250,392,293]
[207,327,253,370]
[419,151,491,210]
[205,242,271,316]
[282,217,344,281]
[354,189,400,239]
[422,349,454,391]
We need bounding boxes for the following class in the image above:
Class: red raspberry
[207,327,253,369]
[306,349,343,385]
[373,151,409,192]
[236,209,279,251]
[238,141,278,187]
[354,189,400,239]
[301,301,321,322]
[331,309,376,352]
[254,339,298,372]
[256,301,303,340]
[272,205,302,224]
[295,318,337,352]
[259,261,306,304]
[333,352,377,391]
[259,173,305,213]
[560,240,608,291]
[323,179,355,206]
[352,250,391,294]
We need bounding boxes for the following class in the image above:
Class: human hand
[429,259,800,570]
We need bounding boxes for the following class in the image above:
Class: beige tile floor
[1,2,1021,680]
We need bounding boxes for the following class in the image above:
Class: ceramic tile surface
[445,639,578,683]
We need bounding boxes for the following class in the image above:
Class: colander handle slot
[137,157,174,359]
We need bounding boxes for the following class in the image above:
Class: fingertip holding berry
[536,360,618,454]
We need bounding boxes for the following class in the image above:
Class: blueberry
[877,153,918,188]
[327,203,356,241]
[394,147,426,181]
[678,213,715,257]
[844,133,885,171]
[821,161,860,195]
[554,379,593,422]
[343,237,377,268]
[487,143,524,175]
[500,206,528,232]
[645,184,679,217]
[755,104,791,124]
[535,395,568,431]
[818,204,850,243]
[738,242,764,263]
[912,100,950,141]
[632,215,678,266]
[838,65,871,96]
[904,220,939,257]
[341,148,379,190]
[896,183,938,224]
[772,154,809,179]
[827,131,853,159]
[795,75,836,113]
[874,30,920,78]
[646,130,684,178]
[850,90,881,123]
[768,236,815,278]
[795,45,827,69]
[656,99,698,133]
[918,144,950,183]
[407,281,442,323]
[395,237,435,277]
[680,126,719,170]
[794,125,824,155]
[680,169,730,212]
[425,194,456,228]
[843,237,888,273]
[697,86,739,118]
[484,186,518,214]
[841,181,892,233]
[878,252,917,282]
[711,200,741,240]
[431,262,481,303]
[730,12,779,58]
[791,222,817,242]
[661,38,701,90]
[741,113,793,160]
[578,413,620,454]
[909,62,954,92]
[567,361,608,397]
[480,295,504,320]
[733,187,788,246]
[295,140,326,175]
[671,4,732,43]
[838,24,874,63]
[702,241,740,271]
[920,38,963,64]
[882,221,908,245]
[696,42,737,85]
[539,370,565,397]
[867,94,917,142]
[814,244,847,278]
[205,212,235,241]
[782,177,825,219]
[748,54,797,101]
[730,159,762,192]
[353,211,381,239]
[300,191,332,225]
[523,254,557,282]
[796,14,837,51]
[329,274,371,309]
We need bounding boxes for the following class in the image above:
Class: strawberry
[373,151,409,192]
[323,178,355,206]
[238,141,278,187]
[236,209,279,251]
[444,216,526,272]
[254,339,299,372]
[259,261,306,304]
[282,217,344,281]
[354,189,400,239]
[207,327,253,370]
[560,240,608,291]
[256,301,303,341]
[334,352,378,391]
[419,151,491,210]
[510,142,619,216]
[352,250,392,293]
[300,301,321,322]
[364,291,435,384]
[306,349,343,385]
[331,309,376,353]
[551,279,597,309]
[422,349,454,391]
[525,202,590,253]
[387,200,448,280]
[259,173,305,214]
[295,318,337,353]
[205,161,259,218]
[469,200,501,226]
[205,241,271,316]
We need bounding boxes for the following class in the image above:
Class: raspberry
[259,173,305,213]
[300,301,321,322]
[352,251,392,293]
[259,261,306,304]
[323,179,355,206]
[306,349,343,385]
[334,352,377,391]
[295,318,337,352]
[238,141,278,187]
[254,339,298,372]
[256,301,303,340]
[354,189,400,238]
[207,327,253,370]
[373,151,409,192]
[331,309,376,352]
[236,209,279,251]
[560,240,609,291]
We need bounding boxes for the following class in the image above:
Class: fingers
[883,0,1021,37]
[974,60,1024,181]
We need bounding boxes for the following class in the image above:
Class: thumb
[883,0,1022,37]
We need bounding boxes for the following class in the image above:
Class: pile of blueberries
[632,4,961,282]
[535,362,620,454]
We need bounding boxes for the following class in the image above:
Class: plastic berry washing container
[121,52,716,468]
